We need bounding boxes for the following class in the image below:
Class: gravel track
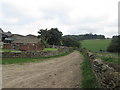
[2,51,83,88]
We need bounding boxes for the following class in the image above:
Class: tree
[107,35,120,52]
[62,36,81,48]
[38,28,50,47]
[63,34,105,41]
[47,28,63,45]
[38,28,63,47]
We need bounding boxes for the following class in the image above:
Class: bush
[107,35,120,53]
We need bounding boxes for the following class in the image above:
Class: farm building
[0,28,43,51]
[0,28,13,43]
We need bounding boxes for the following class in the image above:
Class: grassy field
[43,48,58,51]
[1,52,71,64]
[96,52,119,63]
[81,39,120,63]
[81,39,111,52]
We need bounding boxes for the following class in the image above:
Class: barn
[0,28,43,51]
[3,34,43,51]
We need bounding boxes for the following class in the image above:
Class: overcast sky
[0,0,119,38]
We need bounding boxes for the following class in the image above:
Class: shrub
[107,35,120,53]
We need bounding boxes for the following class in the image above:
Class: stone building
[1,28,43,51]
[0,28,13,43]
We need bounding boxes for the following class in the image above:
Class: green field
[81,39,111,52]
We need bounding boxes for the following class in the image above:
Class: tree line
[38,28,106,48]
[63,34,105,41]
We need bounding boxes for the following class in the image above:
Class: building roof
[0,28,41,44]
[4,31,12,37]
[0,28,3,33]
[12,34,40,44]
[26,34,37,37]
[0,28,12,37]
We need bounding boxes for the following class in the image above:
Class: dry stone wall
[2,47,73,59]
[82,49,120,89]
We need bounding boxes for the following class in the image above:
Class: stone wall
[2,47,73,59]
[82,49,120,89]
[3,42,43,51]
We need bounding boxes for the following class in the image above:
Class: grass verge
[0,48,21,52]
[99,57,119,63]
[96,52,120,63]
[43,48,58,51]
[1,52,71,64]
[81,51,98,88]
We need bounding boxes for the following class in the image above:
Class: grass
[81,39,119,63]
[0,48,21,52]
[43,48,58,51]
[1,51,71,64]
[96,52,120,63]
[0,48,58,52]
[81,51,98,88]
[81,39,111,52]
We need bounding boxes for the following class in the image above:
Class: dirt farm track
[2,51,83,88]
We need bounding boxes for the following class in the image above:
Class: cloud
[1,2,38,26]
[0,0,119,38]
